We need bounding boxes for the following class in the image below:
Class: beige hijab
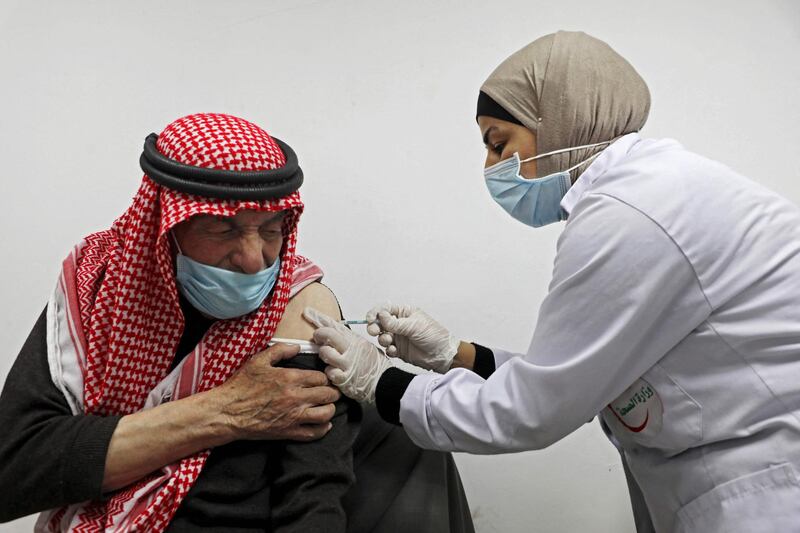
[480,31,650,181]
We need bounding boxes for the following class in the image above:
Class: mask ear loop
[169,230,184,255]
[566,150,604,173]
[518,140,612,181]
[519,139,613,165]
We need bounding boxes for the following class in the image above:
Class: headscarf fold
[39,113,321,532]
[480,31,651,181]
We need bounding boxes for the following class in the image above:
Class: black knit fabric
[375,368,417,426]
[476,90,523,125]
[0,309,120,523]
[471,342,497,379]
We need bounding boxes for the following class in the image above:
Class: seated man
[0,113,474,532]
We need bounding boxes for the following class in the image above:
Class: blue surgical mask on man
[174,246,281,320]
[484,140,612,227]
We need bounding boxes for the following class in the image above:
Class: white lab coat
[399,133,800,532]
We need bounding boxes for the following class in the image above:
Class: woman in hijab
[304,31,800,532]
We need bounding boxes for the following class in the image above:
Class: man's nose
[234,234,266,274]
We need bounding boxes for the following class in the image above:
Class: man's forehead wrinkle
[193,212,284,228]
[187,214,228,226]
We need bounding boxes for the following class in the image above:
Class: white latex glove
[303,307,392,404]
[365,303,459,373]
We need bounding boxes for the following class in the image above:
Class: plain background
[1,1,798,531]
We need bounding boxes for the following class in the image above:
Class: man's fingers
[297,384,341,405]
[304,404,336,424]
[280,367,330,387]
[254,343,301,366]
[301,404,337,425]
[285,423,333,442]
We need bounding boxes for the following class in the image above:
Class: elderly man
[0,114,474,532]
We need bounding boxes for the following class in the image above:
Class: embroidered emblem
[607,378,663,436]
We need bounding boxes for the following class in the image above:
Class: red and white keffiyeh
[37,114,323,532]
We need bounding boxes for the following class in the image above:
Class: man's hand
[103,343,340,492]
[210,343,341,442]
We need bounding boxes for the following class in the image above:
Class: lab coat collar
[561,132,641,215]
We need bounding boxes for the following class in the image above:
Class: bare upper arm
[273,283,342,342]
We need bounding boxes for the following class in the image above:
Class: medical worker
[304,31,800,532]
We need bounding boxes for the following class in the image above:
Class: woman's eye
[492,143,505,155]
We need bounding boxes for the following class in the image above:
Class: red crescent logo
[611,408,649,433]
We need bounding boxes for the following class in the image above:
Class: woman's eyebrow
[482,126,497,146]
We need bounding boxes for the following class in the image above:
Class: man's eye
[492,143,505,155]
[209,227,236,236]
[260,229,282,239]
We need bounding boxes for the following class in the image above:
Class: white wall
[0,1,798,531]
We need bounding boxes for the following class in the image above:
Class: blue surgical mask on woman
[175,249,281,320]
[484,140,611,227]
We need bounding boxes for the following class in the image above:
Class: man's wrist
[192,388,238,447]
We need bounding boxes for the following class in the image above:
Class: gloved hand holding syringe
[362,304,461,374]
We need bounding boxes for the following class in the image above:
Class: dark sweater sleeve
[270,355,360,533]
[0,308,121,523]
[375,368,416,426]
[470,342,496,379]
